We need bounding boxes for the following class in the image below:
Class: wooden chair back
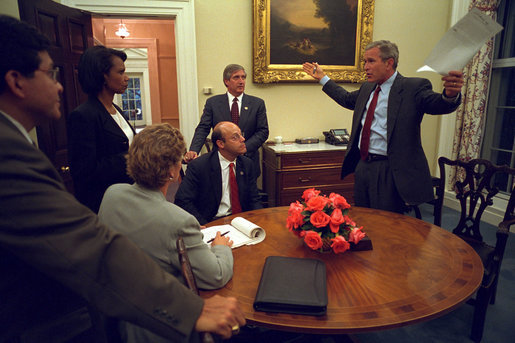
[434,157,515,342]
[176,237,216,343]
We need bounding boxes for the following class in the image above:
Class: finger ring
[231,325,240,335]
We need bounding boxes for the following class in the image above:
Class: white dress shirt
[226,92,243,117]
[215,151,237,218]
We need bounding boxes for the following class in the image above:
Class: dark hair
[223,64,246,86]
[0,15,50,93]
[78,45,127,96]
[365,40,399,69]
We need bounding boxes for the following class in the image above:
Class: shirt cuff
[320,75,330,86]
[442,92,460,103]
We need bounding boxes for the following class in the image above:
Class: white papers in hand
[417,7,503,75]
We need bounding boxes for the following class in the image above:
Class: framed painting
[253,0,374,83]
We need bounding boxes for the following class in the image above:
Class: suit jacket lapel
[209,151,223,205]
[219,94,232,122]
[387,74,404,144]
[91,97,127,139]
[239,94,251,132]
[350,83,375,148]
[235,156,246,198]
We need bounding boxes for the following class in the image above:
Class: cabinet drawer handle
[298,177,312,183]
[298,158,312,164]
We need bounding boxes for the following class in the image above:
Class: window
[114,71,149,131]
[121,75,144,127]
[481,0,515,194]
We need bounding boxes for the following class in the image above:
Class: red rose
[302,188,320,202]
[329,208,345,233]
[310,210,331,228]
[306,195,329,211]
[331,235,350,254]
[304,231,323,250]
[286,210,304,231]
[343,215,356,226]
[288,200,304,215]
[348,226,366,244]
[329,193,351,209]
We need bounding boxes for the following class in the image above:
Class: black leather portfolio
[253,256,327,316]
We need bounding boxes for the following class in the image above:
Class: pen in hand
[207,231,230,244]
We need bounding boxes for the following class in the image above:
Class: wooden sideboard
[262,142,354,207]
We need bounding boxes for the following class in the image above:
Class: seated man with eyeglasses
[175,121,262,225]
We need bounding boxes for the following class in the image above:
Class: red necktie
[231,97,239,125]
[229,162,242,214]
[360,86,381,160]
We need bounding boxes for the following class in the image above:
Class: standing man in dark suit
[0,15,244,342]
[184,64,269,175]
[176,121,263,225]
[303,40,464,213]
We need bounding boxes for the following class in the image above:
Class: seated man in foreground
[175,121,262,225]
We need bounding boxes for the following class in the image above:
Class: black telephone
[323,129,349,145]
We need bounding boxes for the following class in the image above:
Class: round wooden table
[200,206,483,334]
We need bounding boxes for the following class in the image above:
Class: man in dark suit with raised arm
[0,15,244,342]
[303,40,464,213]
[176,121,263,225]
[184,64,269,175]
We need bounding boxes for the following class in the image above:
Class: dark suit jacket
[174,150,263,225]
[189,93,269,174]
[68,96,135,213]
[0,113,202,342]
[322,73,461,205]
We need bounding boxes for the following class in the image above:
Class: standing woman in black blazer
[68,46,135,213]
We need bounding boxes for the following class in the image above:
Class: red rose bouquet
[286,188,366,254]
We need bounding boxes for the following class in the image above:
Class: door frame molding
[62,0,199,146]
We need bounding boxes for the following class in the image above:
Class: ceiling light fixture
[115,20,130,39]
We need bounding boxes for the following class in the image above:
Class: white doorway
[114,48,152,131]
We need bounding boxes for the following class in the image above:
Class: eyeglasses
[228,133,244,141]
[38,67,60,81]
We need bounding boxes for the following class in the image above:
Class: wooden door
[18,0,93,193]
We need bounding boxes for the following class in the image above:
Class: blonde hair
[127,123,186,189]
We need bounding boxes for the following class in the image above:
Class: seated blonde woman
[99,123,233,343]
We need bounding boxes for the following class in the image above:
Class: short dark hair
[0,15,50,93]
[365,40,399,69]
[223,64,246,86]
[78,45,127,96]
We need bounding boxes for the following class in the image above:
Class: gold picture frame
[253,0,374,83]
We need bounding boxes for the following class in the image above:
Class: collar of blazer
[89,96,135,138]
[386,73,404,143]
[238,94,251,130]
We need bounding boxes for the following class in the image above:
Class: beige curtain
[449,0,500,185]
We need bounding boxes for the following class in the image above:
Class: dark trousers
[353,159,405,213]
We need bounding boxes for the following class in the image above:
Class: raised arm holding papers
[417,7,503,75]
[202,217,265,248]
